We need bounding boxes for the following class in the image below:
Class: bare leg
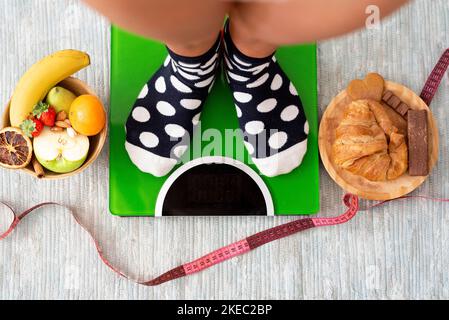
[82,0,230,56]
[230,0,408,57]
[83,0,230,176]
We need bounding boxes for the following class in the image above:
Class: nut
[67,127,77,138]
[55,121,70,128]
[56,111,67,121]
[51,126,64,132]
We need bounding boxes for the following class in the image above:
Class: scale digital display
[162,163,268,216]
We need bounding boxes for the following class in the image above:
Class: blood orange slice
[0,127,33,169]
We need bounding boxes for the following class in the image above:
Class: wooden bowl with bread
[319,73,439,200]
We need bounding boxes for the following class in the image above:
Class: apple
[33,127,90,173]
[46,86,77,114]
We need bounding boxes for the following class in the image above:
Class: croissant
[332,100,408,181]
[387,131,408,180]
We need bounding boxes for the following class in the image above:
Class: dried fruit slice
[0,127,33,169]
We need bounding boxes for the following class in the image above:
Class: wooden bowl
[319,81,439,200]
[1,77,107,180]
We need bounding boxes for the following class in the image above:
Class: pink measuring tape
[1,49,448,286]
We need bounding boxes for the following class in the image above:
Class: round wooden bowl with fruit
[1,77,107,180]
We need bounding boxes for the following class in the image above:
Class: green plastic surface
[110,26,320,216]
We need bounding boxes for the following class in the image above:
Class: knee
[229,5,268,42]
[229,5,294,45]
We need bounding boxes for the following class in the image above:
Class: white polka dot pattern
[155,77,166,93]
[173,145,188,158]
[244,141,255,155]
[251,63,270,75]
[180,99,202,110]
[140,132,159,148]
[271,74,283,91]
[171,60,178,72]
[280,105,299,122]
[164,56,171,67]
[233,55,251,67]
[170,76,192,93]
[224,56,233,70]
[195,75,214,88]
[268,131,288,150]
[228,71,249,82]
[202,53,218,69]
[198,64,216,76]
[192,113,201,126]
[257,98,277,113]
[178,61,200,68]
[245,121,265,135]
[126,35,221,176]
[289,82,298,96]
[132,107,151,123]
[235,105,242,118]
[178,68,200,81]
[156,101,176,117]
[234,92,253,103]
[247,73,269,88]
[138,84,149,99]
[223,19,308,176]
[165,124,186,138]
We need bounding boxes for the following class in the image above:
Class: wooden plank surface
[0,0,448,299]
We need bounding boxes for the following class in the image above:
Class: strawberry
[20,118,44,138]
[32,102,56,127]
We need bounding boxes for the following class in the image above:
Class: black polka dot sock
[223,20,309,177]
[125,36,221,177]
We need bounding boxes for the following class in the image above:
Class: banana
[10,50,90,127]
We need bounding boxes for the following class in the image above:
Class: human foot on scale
[125,36,221,177]
[223,20,309,177]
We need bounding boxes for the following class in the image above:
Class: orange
[69,95,106,136]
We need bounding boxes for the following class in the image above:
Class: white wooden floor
[0,0,448,300]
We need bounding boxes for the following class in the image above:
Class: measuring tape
[0,194,359,285]
[1,48,448,286]
[420,48,449,105]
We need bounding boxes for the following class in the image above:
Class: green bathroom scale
[110,26,319,216]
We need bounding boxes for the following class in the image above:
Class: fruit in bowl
[9,50,90,127]
[46,86,77,114]
[1,49,107,179]
[33,127,90,174]
[0,127,33,169]
[69,95,106,136]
